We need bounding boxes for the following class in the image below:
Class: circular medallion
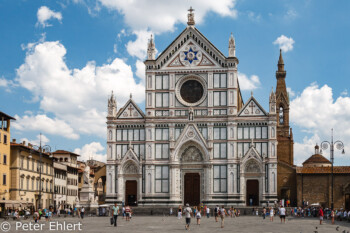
[175,75,207,107]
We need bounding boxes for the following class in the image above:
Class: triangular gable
[116,99,145,119]
[164,39,222,69]
[241,145,263,173]
[120,147,140,165]
[157,27,226,70]
[173,123,209,161]
[238,96,267,117]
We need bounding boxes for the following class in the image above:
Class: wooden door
[246,180,259,206]
[184,173,200,206]
[125,180,137,206]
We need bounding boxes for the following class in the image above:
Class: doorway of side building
[184,173,200,206]
[125,180,137,206]
[246,180,259,206]
[345,194,350,210]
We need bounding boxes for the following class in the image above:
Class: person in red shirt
[318,207,324,225]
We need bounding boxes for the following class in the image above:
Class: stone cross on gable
[128,104,134,116]
[249,101,256,114]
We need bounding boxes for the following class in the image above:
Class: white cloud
[135,60,145,83]
[0,77,15,91]
[74,142,106,162]
[15,40,145,138]
[126,30,154,60]
[113,44,117,53]
[291,83,350,164]
[287,87,295,98]
[273,35,295,52]
[294,134,320,165]
[12,114,79,139]
[285,9,298,21]
[97,0,238,34]
[117,29,126,39]
[341,89,348,96]
[238,73,260,91]
[20,134,50,147]
[247,11,261,22]
[36,6,62,28]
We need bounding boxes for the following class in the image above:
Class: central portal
[246,180,259,206]
[125,180,137,206]
[184,173,200,206]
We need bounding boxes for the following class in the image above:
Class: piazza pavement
[1,215,350,233]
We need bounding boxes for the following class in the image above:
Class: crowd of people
[4,206,87,221]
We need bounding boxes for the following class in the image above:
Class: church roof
[302,154,331,165]
[296,166,350,174]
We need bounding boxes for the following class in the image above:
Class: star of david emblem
[184,47,198,64]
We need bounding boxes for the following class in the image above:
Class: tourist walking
[214,205,219,222]
[125,205,131,221]
[80,207,85,219]
[331,209,335,224]
[178,205,182,219]
[122,206,126,219]
[318,207,324,225]
[112,203,119,227]
[262,207,266,220]
[183,204,192,230]
[219,206,228,228]
[280,205,286,223]
[196,208,201,225]
[170,207,173,216]
[270,207,274,222]
[33,210,39,223]
[206,206,210,218]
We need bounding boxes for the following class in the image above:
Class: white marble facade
[106,11,278,206]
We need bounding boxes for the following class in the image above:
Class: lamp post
[28,133,52,210]
[320,129,345,211]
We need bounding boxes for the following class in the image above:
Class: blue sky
[1,0,350,165]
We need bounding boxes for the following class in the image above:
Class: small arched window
[109,130,112,140]
[279,106,284,125]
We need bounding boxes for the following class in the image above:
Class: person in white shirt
[183,204,192,230]
[206,207,210,218]
[220,206,228,228]
[270,207,274,222]
[280,206,286,223]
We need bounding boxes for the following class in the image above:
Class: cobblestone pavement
[1,215,350,233]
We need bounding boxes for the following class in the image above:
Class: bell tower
[275,49,296,205]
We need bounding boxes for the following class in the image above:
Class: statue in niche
[124,162,138,174]
[189,107,194,121]
[245,160,260,173]
[181,146,203,162]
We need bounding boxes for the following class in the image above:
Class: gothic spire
[278,49,284,71]
[229,32,236,57]
[147,34,156,60]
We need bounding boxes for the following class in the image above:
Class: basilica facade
[105,10,292,206]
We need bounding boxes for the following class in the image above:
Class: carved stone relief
[245,160,261,173]
[123,162,138,174]
[181,146,203,162]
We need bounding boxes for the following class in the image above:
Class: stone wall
[297,173,350,209]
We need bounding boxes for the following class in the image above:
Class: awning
[0,200,33,208]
